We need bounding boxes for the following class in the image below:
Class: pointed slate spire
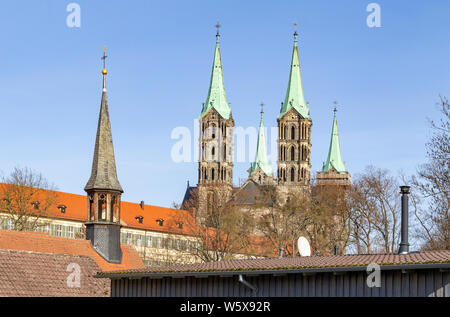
[85,53,123,193]
[278,30,309,119]
[250,103,273,177]
[323,107,347,173]
[200,24,231,120]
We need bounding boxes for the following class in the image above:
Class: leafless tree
[253,184,349,256]
[172,186,256,262]
[0,167,58,231]
[306,184,350,255]
[346,166,401,253]
[254,185,302,257]
[411,96,449,250]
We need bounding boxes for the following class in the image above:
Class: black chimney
[140,201,145,210]
[398,186,410,254]
[334,245,339,255]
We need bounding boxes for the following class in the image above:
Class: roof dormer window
[32,201,40,210]
[156,219,164,226]
[136,216,144,224]
[58,205,67,213]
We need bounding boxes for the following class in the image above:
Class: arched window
[290,146,295,161]
[291,126,295,140]
[223,144,226,161]
[212,146,215,157]
[212,168,215,181]
[291,168,295,182]
[284,125,287,140]
[207,192,215,213]
[98,194,106,221]
[89,196,94,220]
[111,195,116,222]
[212,124,216,139]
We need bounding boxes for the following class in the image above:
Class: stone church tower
[277,31,312,198]
[316,107,351,187]
[197,28,234,223]
[84,49,124,263]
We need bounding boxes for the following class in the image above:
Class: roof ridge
[0,248,95,260]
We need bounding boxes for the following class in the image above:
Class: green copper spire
[278,30,309,119]
[200,25,231,120]
[250,103,273,177]
[322,107,347,173]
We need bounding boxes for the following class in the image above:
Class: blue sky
[0,0,449,208]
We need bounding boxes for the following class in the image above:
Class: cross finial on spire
[216,22,221,35]
[293,21,298,40]
[101,46,107,72]
[333,100,338,113]
[260,102,264,118]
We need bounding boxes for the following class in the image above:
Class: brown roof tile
[0,229,145,272]
[100,250,450,276]
[0,249,110,297]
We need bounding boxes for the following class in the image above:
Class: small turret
[84,47,123,263]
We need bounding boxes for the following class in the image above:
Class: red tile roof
[2,185,196,236]
[99,250,450,276]
[0,249,110,297]
[0,229,145,272]
[0,184,275,257]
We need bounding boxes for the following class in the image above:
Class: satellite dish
[297,236,311,257]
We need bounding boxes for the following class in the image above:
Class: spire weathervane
[294,21,298,40]
[260,102,264,118]
[333,100,338,113]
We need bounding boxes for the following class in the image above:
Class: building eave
[96,262,450,280]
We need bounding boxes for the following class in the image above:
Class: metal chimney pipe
[334,245,339,256]
[398,186,410,254]
[278,248,285,258]
[140,201,145,210]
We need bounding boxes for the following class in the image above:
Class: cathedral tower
[197,26,234,223]
[316,107,351,187]
[248,103,274,185]
[84,48,123,263]
[277,30,312,197]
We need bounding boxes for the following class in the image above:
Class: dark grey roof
[85,80,123,193]
[229,180,273,205]
[181,186,197,209]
